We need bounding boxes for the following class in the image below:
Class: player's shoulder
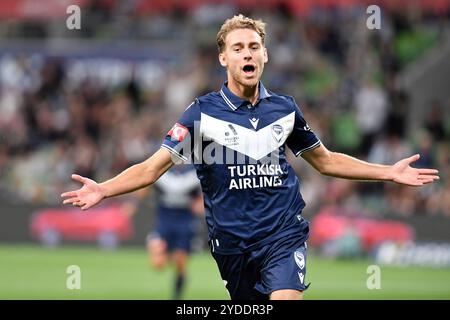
[180,92,222,123]
[183,91,224,119]
[267,91,298,109]
[183,91,221,112]
[195,91,222,107]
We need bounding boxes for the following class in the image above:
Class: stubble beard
[234,69,261,89]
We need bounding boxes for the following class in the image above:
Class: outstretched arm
[301,144,439,186]
[61,148,174,210]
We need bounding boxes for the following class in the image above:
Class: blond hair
[216,14,266,53]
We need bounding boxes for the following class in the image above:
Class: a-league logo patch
[168,123,188,142]
[294,251,305,270]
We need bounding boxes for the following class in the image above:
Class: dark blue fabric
[162,82,320,254]
[211,227,310,300]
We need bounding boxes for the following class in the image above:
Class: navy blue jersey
[162,82,321,254]
[154,165,200,220]
[151,165,201,253]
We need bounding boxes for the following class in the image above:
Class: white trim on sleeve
[161,144,188,162]
[295,140,321,157]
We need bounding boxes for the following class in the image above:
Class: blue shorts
[147,219,198,253]
[148,230,193,253]
[211,235,310,300]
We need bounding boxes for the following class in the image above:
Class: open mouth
[243,64,256,74]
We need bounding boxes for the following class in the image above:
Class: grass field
[1,244,450,299]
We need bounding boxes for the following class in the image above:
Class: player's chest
[199,109,295,161]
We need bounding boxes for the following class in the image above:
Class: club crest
[294,251,305,270]
[271,124,284,142]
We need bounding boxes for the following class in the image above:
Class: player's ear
[263,47,268,64]
[219,52,227,68]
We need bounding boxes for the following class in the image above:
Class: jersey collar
[219,81,272,111]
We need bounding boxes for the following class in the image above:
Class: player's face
[219,28,268,89]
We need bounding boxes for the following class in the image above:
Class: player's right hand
[61,174,105,210]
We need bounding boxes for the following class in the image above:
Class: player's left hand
[391,154,439,186]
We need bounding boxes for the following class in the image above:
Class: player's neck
[227,79,259,106]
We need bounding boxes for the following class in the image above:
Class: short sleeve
[161,100,200,163]
[285,97,321,156]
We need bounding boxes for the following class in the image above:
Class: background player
[126,164,203,300]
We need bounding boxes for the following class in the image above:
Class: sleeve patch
[168,123,189,142]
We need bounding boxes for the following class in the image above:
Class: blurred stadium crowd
[0,0,449,219]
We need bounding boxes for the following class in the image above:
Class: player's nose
[243,48,253,59]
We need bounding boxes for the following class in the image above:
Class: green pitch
[1,244,449,299]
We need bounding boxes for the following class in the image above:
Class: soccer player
[61,15,440,300]
[131,165,203,300]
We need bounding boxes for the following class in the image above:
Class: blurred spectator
[368,133,412,166]
[425,100,447,142]
[354,79,388,155]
